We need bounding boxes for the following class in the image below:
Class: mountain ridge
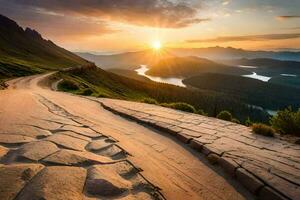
[0,14,89,79]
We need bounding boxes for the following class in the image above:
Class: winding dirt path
[0,73,253,200]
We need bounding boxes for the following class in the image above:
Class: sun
[152,40,162,50]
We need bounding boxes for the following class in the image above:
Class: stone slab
[16,166,87,200]
[46,134,89,151]
[0,164,44,200]
[17,141,59,161]
[43,149,114,165]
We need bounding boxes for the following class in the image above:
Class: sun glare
[152,41,162,50]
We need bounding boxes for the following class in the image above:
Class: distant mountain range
[76,47,300,70]
[0,14,89,79]
[168,47,300,61]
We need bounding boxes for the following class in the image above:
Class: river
[135,65,186,87]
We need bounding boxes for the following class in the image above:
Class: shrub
[78,88,94,96]
[58,80,79,91]
[141,98,158,105]
[270,107,300,136]
[160,102,196,113]
[245,117,253,126]
[96,93,111,98]
[217,110,232,121]
[197,109,208,116]
[252,123,275,137]
[231,118,240,124]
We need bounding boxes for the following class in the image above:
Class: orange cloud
[9,0,206,28]
[187,33,300,43]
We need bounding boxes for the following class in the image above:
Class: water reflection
[242,72,271,82]
[135,65,186,87]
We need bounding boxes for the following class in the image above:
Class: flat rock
[17,141,59,161]
[43,149,114,166]
[0,164,44,200]
[16,166,87,200]
[46,134,88,151]
[56,131,92,142]
[59,125,101,138]
[96,145,124,158]
[85,164,131,197]
[86,139,112,152]
[0,134,35,145]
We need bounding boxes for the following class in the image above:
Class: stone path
[0,95,164,200]
[100,99,300,200]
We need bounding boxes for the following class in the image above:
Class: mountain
[0,14,89,79]
[183,73,300,110]
[168,47,300,61]
[76,51,162,70]
[146,56,249,78]
[77,47,300,72]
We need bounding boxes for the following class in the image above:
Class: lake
[135,65,186,87]
[242,72,271,82]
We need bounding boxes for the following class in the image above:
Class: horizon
[0,0,300,52]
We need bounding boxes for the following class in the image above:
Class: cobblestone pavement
[0,74,255,200]
[0,76,163,200]
[100,99,300,200]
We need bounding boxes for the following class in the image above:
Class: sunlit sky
[1,0,300,52]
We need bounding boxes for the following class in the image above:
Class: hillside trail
[0,73,253,200]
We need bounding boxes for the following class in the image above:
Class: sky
[0,0,300,53]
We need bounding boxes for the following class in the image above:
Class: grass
[217,111,233,121]
[270,107,300,136]
[160,102,196,113]
[141,98,159,105]
[252,123,275,137]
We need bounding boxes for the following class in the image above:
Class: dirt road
[0,74,253,200]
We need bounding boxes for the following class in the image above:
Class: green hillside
[183,73,300,110]
[108,68,152,82]
[0,14,89,79]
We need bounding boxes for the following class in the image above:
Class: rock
[56,131,92,142]
[16,166,86,200]
[59,125,101,138]
[218,157,239,177]
[0,164,44,200]
[96,145,124,158]
[86,139,112,152]
[176,132,191,144]
[236,168,264,194]
[43,149,114,166]
[189,139,203,152]
[17,141,59,161]
[207,153,220,165]
[0,145,9,158]
[258,186,288,200]
[46,134,88,151]
[85,164,131,197]
[0,134,35,145]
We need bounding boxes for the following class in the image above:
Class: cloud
[7,0,205,28]
[0,1,121,40]
[186,33,300,43]
[276,15,300,20]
